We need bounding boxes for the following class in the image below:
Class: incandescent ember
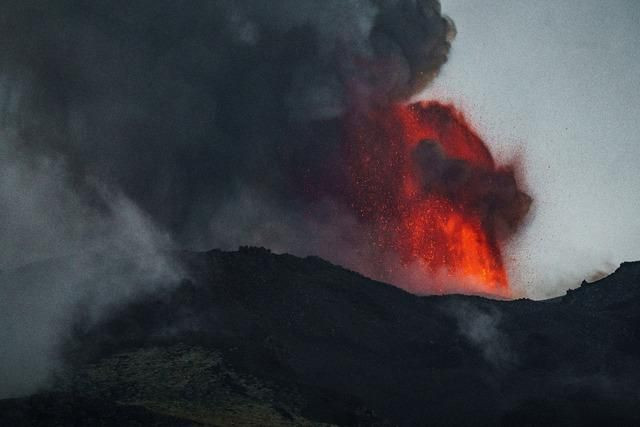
[343,101,532,296]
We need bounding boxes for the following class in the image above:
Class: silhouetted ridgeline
[2,248,640,426]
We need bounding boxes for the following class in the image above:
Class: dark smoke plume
[0,0,455,397]
[0,0,454,248]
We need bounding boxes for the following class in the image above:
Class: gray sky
[421,0,640,298]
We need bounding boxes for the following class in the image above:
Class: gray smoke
[0,135,180,397]
[0,0,454,397]
[0,0,454,245]
[446,301,515,368]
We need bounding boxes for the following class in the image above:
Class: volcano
[2,248,639,426]
[344,101,531,296]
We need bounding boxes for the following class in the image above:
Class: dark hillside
[3,248,640,426]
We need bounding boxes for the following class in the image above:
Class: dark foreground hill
[2,247,640,426]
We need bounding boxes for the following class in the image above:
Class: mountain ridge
[2,247,640,426]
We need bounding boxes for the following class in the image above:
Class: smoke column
[0,0,461,276]
[0,0,532,395]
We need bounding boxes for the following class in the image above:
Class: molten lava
[344,101,531,296]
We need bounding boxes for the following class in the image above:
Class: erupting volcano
[344,101,531,297]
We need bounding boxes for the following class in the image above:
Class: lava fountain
[344,101,531,297]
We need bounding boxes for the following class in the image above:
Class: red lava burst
[344,101,531,297]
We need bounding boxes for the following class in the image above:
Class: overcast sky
[421,0,640,298]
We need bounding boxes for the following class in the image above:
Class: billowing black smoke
[0,1,454,397]
[0,0,454,251]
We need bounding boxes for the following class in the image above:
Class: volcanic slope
[3,247,640,426]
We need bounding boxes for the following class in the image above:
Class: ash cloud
[0,0,454,245]
[0,0,454,397]
[412,138,531,239]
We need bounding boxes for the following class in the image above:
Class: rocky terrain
[2,247,640,426]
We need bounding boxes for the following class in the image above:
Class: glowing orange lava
[344,101,530,297]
